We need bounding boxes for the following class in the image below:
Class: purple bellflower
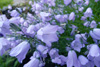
[90,28,100,40]
[37,23,58,47]
[88,44,100,57]
[10,41,30,63]
[66,50,80,67]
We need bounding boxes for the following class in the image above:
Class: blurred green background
[0,0,13,9]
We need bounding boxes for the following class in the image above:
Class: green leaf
[10,23,21,31]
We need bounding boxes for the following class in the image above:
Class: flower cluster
[0,0,100,67]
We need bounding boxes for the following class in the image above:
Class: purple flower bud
[69,12,75,21]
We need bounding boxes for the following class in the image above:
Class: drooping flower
[71,39,83,52]
[90,20,97,28]
[88,44,100,57]
[90,28,100,40]
[78,55,89,65]
[24,57,40,67]
[10,41,30,63]
[93,56,100,67]
[71,34,86,52]
[66,50,80,67]
[37,45,49,58]
[84,7,92,17]
[36,23,58,47]
[0,15,11,36]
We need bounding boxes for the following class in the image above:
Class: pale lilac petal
[78,55,88,65]
[88,44,100,57]
[64,0,72,6]
[24,58,39,67]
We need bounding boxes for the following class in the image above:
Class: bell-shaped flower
[37,45,48,58]
[84,7,92,17]
[69,12,75,21]
[10,41,30,63]
[90,20,97,28]
[10,10,20,17]
[26,25,35,37]
[24,57,40,67]
[49,48,59,59]
[0,15,11,36]
[90,28,100,40]
[55,14,68,23]
[88,44,100,57]
[40,12,52,22]
[78,55,89,65]
[36,23,58,47]
[66,50,80,67]
[64,0,72,6]
[71,39,83,52]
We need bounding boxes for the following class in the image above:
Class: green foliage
[0,0,13,9]
[0,0,100,67]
